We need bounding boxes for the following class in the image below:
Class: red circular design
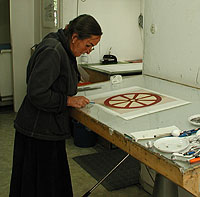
[104,93,162,109]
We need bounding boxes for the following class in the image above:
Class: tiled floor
[0,106,150,197]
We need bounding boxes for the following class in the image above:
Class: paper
[130,126,180,142]
[86,86,190,120]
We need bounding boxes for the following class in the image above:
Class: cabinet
[0,47,13,106]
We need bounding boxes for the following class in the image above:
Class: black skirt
[9,131,73,197]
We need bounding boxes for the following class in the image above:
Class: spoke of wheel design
[125,100,134,108]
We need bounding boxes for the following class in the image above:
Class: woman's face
[70,34,101,57]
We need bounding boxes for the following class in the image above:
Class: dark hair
[64,14,103,40]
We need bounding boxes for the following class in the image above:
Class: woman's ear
[71,33,78,44]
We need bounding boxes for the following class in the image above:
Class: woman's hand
[67,96,90,108]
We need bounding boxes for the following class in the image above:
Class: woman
[9,14,102,197]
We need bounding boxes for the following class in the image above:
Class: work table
[78,62,142,83]
[70,74,200,196]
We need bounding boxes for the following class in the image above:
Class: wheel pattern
[104,92,162,109]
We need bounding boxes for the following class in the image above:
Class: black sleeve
[27,48,67,113]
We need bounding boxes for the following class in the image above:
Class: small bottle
[81,53,88,64]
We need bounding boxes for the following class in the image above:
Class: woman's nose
[86,47,94,54]
[86,49,91,54]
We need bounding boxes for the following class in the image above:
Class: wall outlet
[150,24,157,34]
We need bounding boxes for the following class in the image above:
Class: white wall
[10,0,35,111]
[62,0,77,26]
[143,0,200,88]
[63,0,143,64]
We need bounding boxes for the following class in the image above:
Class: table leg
[152,173,178,197]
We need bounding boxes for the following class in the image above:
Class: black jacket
[14,29,80,140]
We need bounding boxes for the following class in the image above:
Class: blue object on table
[179,128,200,137]
[184,151,195,155]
